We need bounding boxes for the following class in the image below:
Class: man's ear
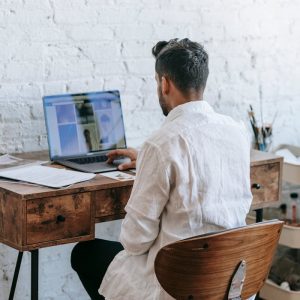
[161,76,170,96]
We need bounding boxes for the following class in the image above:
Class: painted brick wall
[0,0,300,299]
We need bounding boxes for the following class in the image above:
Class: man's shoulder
[212,112,248,134]
[144,124,176,148]
[213,111,240,125]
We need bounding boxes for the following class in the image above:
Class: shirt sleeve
[120,142,170,255]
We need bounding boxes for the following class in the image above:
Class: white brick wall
[0,0,300,299]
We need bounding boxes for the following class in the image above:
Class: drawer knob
[252,183,261,190]
[56,215,66,223]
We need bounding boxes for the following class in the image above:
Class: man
[71,38,252,300]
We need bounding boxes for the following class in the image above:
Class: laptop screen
[43,91,126,160]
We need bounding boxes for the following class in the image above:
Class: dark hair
[152,38,209,95]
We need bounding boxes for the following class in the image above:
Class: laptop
[43,90,129,173]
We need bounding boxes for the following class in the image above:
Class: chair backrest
[154,220,283,300]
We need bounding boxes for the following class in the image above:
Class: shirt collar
[165,100,214,123]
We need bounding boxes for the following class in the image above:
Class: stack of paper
[0,165,96,188]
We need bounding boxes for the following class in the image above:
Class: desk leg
[8,251,23,300]
[255,209,264,300]
[255,208,263,222]
[31,250,39,300]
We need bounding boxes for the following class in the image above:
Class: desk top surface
[0,150,282,200]
[250,149,282,166]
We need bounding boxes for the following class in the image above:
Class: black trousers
[71,239,124,300]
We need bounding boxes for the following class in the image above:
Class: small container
[290,193,298,224]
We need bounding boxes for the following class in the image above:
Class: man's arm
[119,142,170,255]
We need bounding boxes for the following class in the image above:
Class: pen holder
[248,105,275,153]
[253,124,272,152]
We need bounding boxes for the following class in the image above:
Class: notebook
[43,90,129,173]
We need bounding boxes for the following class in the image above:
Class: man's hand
[106,148,138,170]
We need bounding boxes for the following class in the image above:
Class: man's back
[100,100,253,299]
[151,100,252,230]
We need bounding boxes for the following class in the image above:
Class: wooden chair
[154,220,284,300]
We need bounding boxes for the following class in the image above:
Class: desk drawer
[26,193,92,245]
[95,186,132,218]
[251,162,280,208]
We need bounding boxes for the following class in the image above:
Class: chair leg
[255,209,264,300]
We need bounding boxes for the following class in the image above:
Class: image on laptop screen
[43,91,126,160]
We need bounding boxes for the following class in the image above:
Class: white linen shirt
[99,100,253,300]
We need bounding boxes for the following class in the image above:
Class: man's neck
[171,92,203,109]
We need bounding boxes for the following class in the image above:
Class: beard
[158,89,170,116]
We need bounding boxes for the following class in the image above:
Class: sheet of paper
[0,154,23,165]
[0,165,96,188]
[0,154,48,169]
[275,149,300,165]
[100,171,135,181]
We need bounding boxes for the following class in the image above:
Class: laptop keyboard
[69,156,107,165]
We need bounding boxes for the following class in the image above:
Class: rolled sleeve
[120,142,170,255]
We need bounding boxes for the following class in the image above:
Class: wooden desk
[0,150,282,300]
[250,150,283,210]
